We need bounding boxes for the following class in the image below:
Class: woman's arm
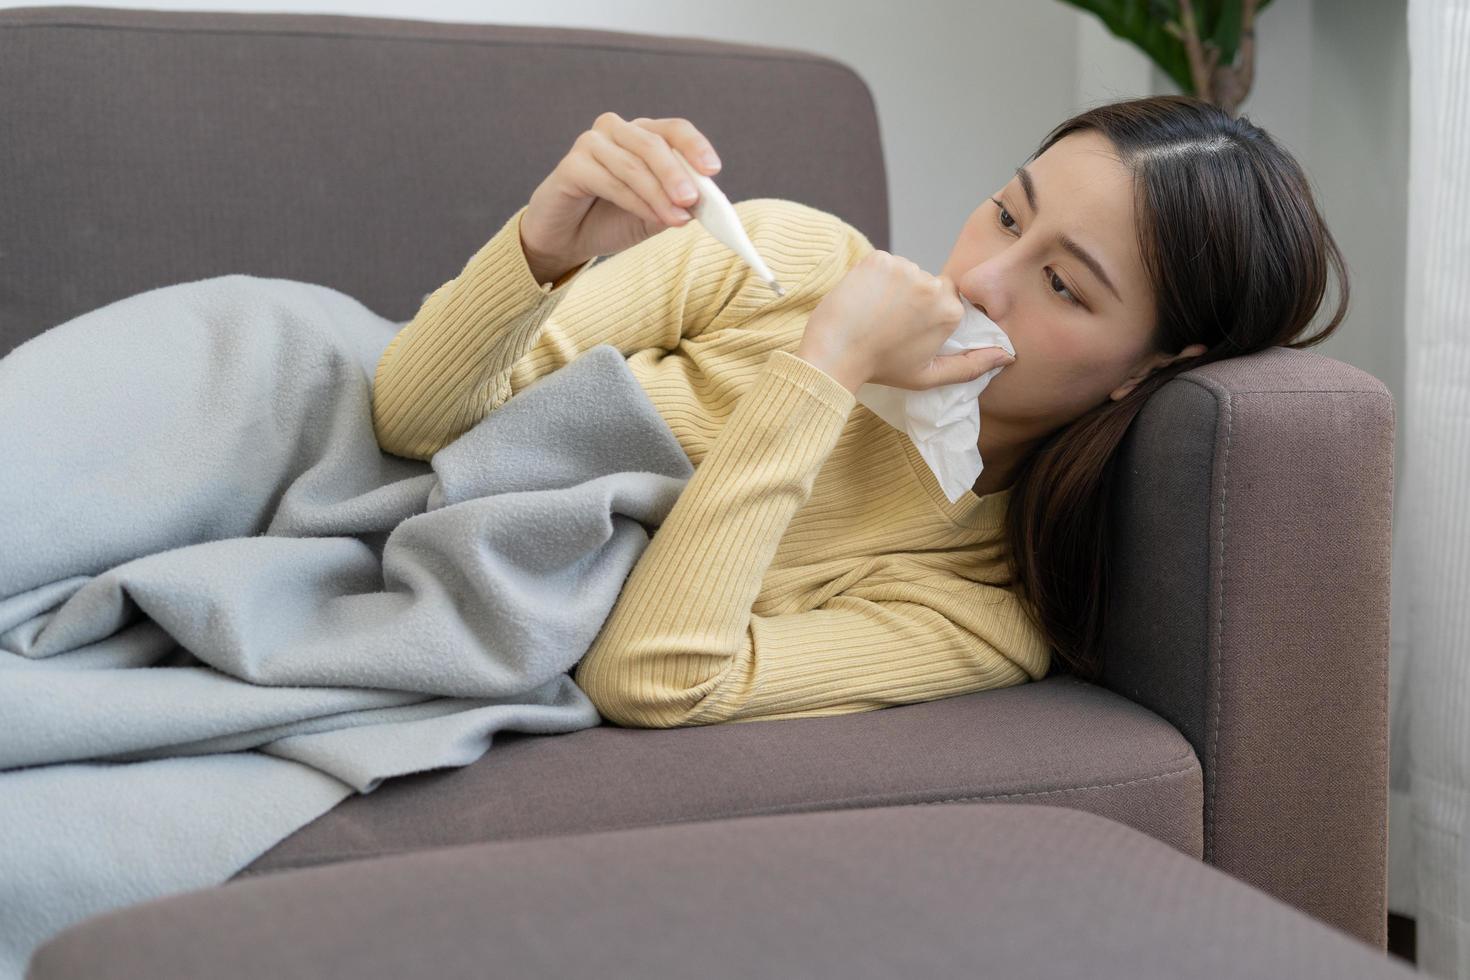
[569,341,1047,730]
[371,198,857,461]
[370,202,592,460]
[681,586,1041,727]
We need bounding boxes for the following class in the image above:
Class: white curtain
[1395,0,1470,974]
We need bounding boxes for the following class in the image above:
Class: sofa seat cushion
[235,675,1202,880]
[34,802,1412,980]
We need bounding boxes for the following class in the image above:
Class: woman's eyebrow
[1014,165,1123,304]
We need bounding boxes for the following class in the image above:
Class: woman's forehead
[1022,135,1133,226]
[1020,133,1143,304]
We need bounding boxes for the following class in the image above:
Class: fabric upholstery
[235,675,1204,878]
[0,6,888,355]
[1105,345,1396,947]
[34,803,1415,980]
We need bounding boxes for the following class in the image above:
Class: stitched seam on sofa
[1207,387,1232,867]
[912,761,1199,804]
[1175,385,1393,400]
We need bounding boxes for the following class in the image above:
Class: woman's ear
[1109,343,1209,402]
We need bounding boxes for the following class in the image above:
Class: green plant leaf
[1209,0,1244,62]
[1063,0,1193,93]
[1207,0,1275,65]
[1061,0,1274,96]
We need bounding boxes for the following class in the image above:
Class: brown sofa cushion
[236,675,1202,879]
[33,802,1414,980]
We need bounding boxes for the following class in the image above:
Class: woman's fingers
[977,347,1016,371]
[613,115,701,208]
[921,348,1012,388]
[602,114,702,220]
[605,113,721,221]
[631,115,722,174]
[584,124,693,226]
[578,129,687,227]
[568,139,666,229]
[521,110,724,268]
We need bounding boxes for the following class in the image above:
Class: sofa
[1,6,1400,976]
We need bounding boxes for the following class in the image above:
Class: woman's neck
[972,417,1033,497]
[971,464,1017,498]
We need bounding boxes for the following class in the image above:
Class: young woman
[370,96,1348,729]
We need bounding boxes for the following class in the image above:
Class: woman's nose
[962,286,1003,322]
[963,265,1011,322]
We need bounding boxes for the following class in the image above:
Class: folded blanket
[0,274,695,979]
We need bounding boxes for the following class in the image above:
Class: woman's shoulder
[731,198,876,257]
[724,198,876,301]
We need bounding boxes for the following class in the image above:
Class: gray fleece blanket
[0,273,694,978]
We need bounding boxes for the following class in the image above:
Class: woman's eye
[1048,268,1081,306]
[992,198,1016,231]
[991,197,1081,308]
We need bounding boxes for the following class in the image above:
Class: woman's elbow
[573,657,697,729]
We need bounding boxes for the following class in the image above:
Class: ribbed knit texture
[371,197,1050,728]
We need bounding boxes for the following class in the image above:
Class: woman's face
[940,130,1204,438]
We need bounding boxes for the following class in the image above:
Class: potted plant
[1059,0,1275,114]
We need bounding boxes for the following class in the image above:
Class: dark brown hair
[1004,94,1350,682]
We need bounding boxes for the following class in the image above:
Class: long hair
[1005,94,1350,681]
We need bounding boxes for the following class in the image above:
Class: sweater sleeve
[371,197,862,461]
[570,347,1036,729]
[686,585,1037,726]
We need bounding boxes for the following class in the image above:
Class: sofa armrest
[1101,345,1395,950]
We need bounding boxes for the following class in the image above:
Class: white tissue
[854,293,1014,503]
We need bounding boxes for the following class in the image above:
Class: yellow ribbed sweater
[371,197,1050,729]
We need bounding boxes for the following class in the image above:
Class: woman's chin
[977,374,1006,410]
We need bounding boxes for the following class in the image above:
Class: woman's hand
[519,112,724,284]
[796,250,1015,394]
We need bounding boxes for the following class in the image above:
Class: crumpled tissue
[854,293,1014,503]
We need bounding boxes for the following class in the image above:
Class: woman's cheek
[1037,337,1101,386]
[978,361,1023,413]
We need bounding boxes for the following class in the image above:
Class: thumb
[928,348,1010,386]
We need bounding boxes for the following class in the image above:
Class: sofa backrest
[0,6,889,354]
